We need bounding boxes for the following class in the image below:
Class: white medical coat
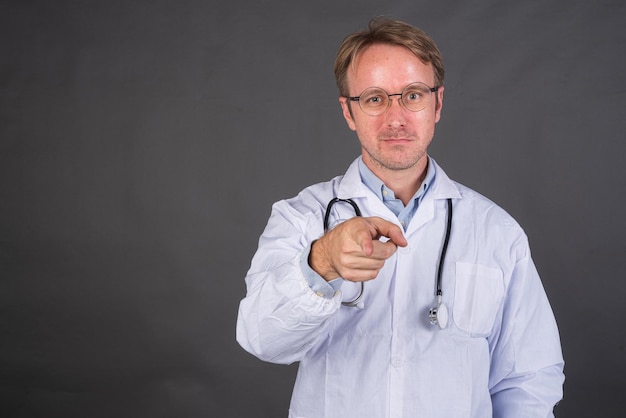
[237,158,564,418]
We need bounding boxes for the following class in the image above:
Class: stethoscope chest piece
[428,302,449,330]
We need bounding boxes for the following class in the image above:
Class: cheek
[353,118,379,140]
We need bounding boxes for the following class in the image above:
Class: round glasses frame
[346,82,440,116]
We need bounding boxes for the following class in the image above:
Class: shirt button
[391,356,403,368]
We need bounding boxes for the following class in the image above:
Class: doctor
[237,17,564,418]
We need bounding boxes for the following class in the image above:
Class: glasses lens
[359,88,389,116]
[401,83,433,112]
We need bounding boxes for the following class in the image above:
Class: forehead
[348,43,435,93]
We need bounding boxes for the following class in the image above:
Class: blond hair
[334,17,445,96]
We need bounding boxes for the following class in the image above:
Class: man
[237,17,564,418]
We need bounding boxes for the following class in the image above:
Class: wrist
[309,239,340,282]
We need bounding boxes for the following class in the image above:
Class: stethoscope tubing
[323,198,365,307]
[322,196,452,314]
[436,198,453,300]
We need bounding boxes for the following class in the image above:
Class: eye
[404,90,424,102]
[364,93,386,106]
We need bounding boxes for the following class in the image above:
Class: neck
[363,155,429,206]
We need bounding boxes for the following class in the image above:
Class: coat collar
[337,156,462,202]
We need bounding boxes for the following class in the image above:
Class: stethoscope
[323,197,453,329]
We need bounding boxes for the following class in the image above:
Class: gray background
[1,0,625,416]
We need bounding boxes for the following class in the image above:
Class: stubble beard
[363,130,431,172]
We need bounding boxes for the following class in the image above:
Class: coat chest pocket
[453,262,504,337]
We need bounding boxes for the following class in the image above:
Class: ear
[339,97,357,131]
[434,85,444,123]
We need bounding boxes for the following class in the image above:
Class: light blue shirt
[358,157,435,230]
[300,157,436,298]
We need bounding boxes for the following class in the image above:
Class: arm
[236,196,406,364]
[489,249,565,417]
[236,199,341,364]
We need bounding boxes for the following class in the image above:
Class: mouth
[379,130,415,144]
[382,138,412,144]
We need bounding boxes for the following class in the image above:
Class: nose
[384,94,406,126]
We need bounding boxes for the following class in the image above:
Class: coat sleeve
[488,244,565,417]
[236,198,342,364]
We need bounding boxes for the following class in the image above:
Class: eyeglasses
[347,82,439,116]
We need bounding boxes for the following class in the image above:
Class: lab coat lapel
[336,158,365,199]
[428,158,462,201]
[406,158,461,235]
[407,196,435,234]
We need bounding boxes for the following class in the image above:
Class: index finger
[365,217,408,248]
